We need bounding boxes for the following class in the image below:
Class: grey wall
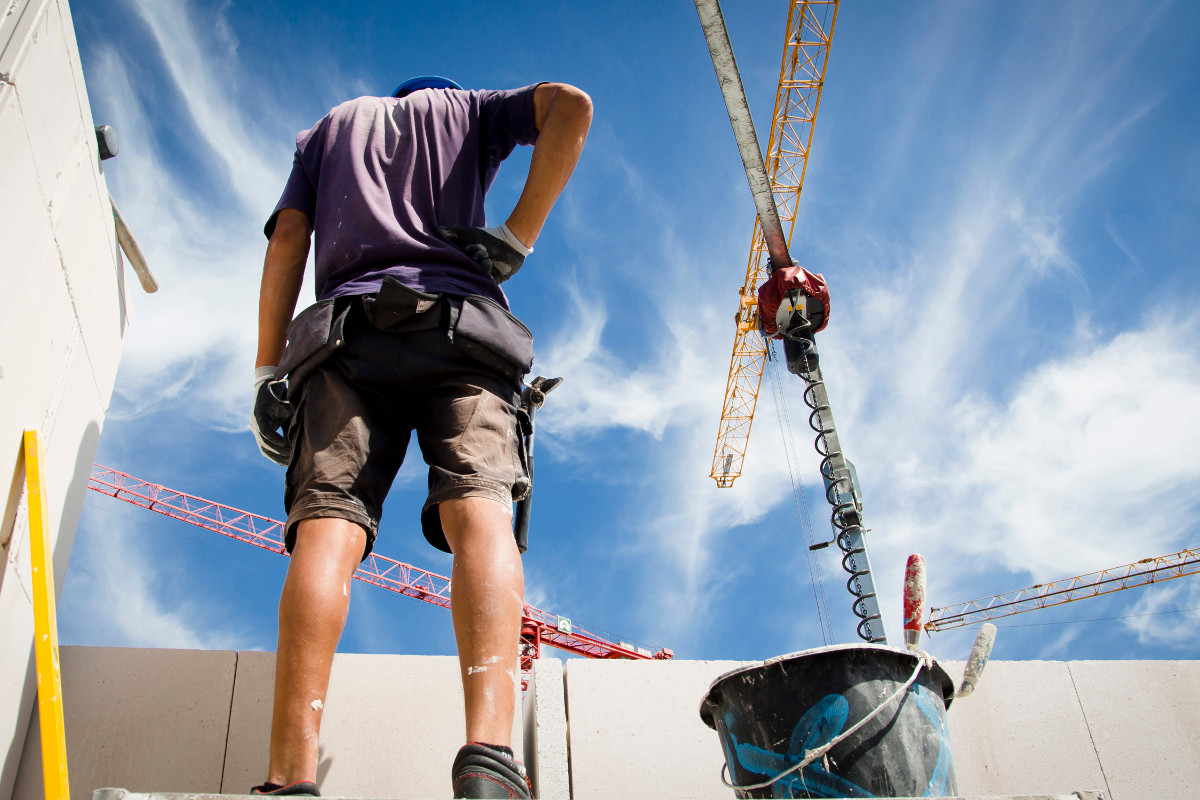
[14,648,522,800]
[0,1,129,797]
[14,648,1199,799]
[563,658,753,800]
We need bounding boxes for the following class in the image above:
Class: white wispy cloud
[124,0,282,215]
[87,1,321,432]
[91,63,272,429]
[1123,581,1200,648]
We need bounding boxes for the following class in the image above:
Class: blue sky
[59,0,1200,669]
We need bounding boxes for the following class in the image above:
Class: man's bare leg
[441,497,524,746]
[266,517,367,785]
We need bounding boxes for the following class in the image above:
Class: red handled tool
[903,554,927,650]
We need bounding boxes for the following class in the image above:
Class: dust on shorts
[282,300,530,557]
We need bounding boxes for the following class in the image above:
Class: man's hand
[440,224,531,283]
[251,366,292,465]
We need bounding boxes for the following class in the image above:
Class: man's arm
[256,208,312,368]
[503,83,593,248]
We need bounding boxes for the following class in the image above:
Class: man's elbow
[558,85,593,123]
[536,83,593,131]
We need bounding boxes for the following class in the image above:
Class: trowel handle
[902,554,926,650]
[957,623,997,698]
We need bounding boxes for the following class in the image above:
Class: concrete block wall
[14,648,522,799]
[1057,661,1200,799]
[563,659,752,800]
[943,661,1108,795]
[523,657,569,798]
[12,648,236,798]
[221,652,522,796]
[561,658,1200,800]
[942,659,1200,798]
[13,648,1200,799]
[0,0,130,797]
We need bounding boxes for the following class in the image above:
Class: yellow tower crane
[708,0,839,488]
[926,546,1200,633]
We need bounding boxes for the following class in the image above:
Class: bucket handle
[720,651,935,792]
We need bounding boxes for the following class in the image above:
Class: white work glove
[251,366,292,465]
[439,222,532,283]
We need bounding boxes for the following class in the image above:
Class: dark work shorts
[283,299,530,557]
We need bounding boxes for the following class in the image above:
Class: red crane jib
[85,465,672,687]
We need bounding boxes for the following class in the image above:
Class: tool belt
[274,298,352,400]
[445,293,534,383]
[276,276,534,396]
[364,276,533,382]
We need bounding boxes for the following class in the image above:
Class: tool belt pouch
[363,276,443,332]
[450,295,534,381]
[275,298,351,400]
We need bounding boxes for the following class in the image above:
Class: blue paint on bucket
[911,684,952,797]
[701,644,957,798]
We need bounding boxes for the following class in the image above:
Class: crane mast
[710,0,838,488]
[926,546,1200,632]
[87,466,672,687]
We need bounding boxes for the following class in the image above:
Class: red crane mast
[87,465,672,686]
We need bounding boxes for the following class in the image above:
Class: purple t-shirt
[265,85,540,307]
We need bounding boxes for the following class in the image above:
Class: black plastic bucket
[700,644,956,798]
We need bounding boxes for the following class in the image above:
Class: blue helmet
[392,76,463,98]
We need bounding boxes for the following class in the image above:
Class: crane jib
[693,0,790,271]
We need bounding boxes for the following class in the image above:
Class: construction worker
[250,76,592,798]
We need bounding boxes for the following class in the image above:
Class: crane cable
[766,342,835,644]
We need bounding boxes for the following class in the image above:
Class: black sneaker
[250,781,320,796]
[452,743,533,799]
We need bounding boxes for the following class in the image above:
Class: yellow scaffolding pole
[23,430,70,800]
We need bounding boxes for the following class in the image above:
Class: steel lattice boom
[926,547,1200,632]
[711,0,839,487]
[87,465,672,685]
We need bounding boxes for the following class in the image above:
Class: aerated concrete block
[223,651,523,797]
[1068,660,1200,800]
[564,658,753,800]
[0,93,56,288]
[12,647,237,799]
[50,132,127,398]
[523,657,568,799]
[944,660,1108,797]
[12,0,86,202]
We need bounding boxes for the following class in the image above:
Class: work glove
[251,365,292,466]
[439,223,532,284]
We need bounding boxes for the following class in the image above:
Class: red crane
[87,465,672,686]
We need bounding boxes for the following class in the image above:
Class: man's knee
[439,497,513,553]
[291,516,370,563]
